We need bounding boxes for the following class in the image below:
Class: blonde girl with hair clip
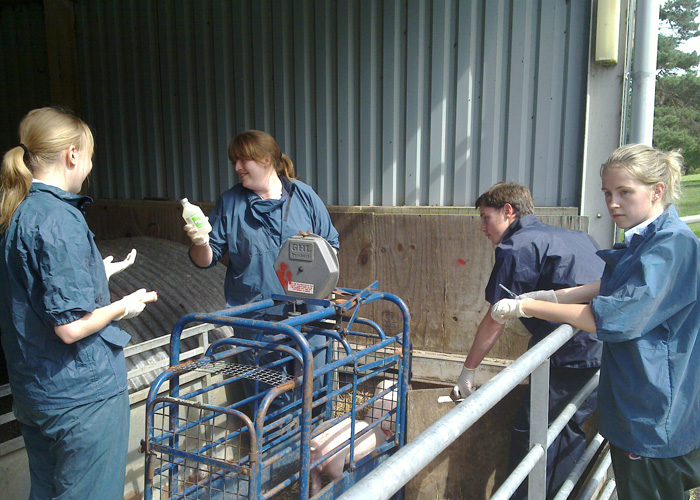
[491,144,700,500]
[0,107,157,499]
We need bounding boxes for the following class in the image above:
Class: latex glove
[518,290,558,303]
[491,298,533,324]
[103,249,137,280]
[184,221,210,246]
[116,289,158,320]
[450,367,476,401]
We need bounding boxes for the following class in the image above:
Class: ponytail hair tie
[19,144,29,155]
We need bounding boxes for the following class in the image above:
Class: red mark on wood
[457,258,466,266]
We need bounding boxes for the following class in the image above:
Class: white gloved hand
[103,249,137,280]
[491,298,533,324]
[184,221,210,246]
[518,290,558,303]
[450,367,476,401]
[116,289,158,320]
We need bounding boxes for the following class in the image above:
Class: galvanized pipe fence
[338,323,613,500]
[681,214,700,225]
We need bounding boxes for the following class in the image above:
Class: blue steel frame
[143,282,411,500]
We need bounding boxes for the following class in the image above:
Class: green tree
[655,0,700,173]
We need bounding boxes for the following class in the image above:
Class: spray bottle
[179,198,212,237]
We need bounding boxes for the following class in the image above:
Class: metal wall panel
[72,0,591,207]
[0,3,50,154]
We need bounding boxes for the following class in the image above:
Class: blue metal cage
[142,282,411,500]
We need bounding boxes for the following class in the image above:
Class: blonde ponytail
[0,107,94,233]
[661,151,683,205]
[0,147,33,233]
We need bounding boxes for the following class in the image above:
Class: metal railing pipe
[495,371,602,500]
[546,371,600,447]
[598,478,617,500]
[577,450,612,500]
[552,434,606,500]
[528,360,550,498]
[490,444,544,500]
[681,214,700,225]
[336,324,576,500]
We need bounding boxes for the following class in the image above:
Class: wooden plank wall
[85,200,588,360]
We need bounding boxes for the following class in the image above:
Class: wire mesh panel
[174,359,294,388]
[147,397,255,500]
[330,330,402,445]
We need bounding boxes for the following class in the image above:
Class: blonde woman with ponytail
[184,130,339,412]
[0,107,157,499]
[490,144,700,500]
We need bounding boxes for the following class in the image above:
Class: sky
[680,37,700,54]
[656,9,700,75]
[662,1,700,55]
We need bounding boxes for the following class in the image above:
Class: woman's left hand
[103,249,137,280]
[491,298,533,323]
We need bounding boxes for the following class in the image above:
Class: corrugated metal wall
[72,0,591,207]
[0,2,50,155]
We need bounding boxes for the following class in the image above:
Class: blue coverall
[0,182,131,500]
[193,176,339,412]
[592,206,700,499]
[485,214,605,500]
